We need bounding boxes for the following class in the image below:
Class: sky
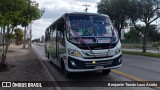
[31,0,100,40]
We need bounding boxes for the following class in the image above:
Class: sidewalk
[122,48,160,54]
[0,45,55,90]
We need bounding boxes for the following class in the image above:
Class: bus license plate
[95,66,104,70]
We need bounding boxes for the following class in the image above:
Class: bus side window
[48,29,51,41]
[57,31,64,45]
[60,31,65,47]
[52,29,57,43]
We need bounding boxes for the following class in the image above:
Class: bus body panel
[45,12,122,73]
[65,40,122,72]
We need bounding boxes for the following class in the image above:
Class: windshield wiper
[66,23,96,58]
[71,29,96,58]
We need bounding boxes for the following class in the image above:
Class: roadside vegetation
[0,0,43,71]
[14,28,24,45]
[122,25,160,49]
[123,50,160,58]
[97,0,160,53]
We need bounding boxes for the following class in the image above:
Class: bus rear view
[45,12,122,77]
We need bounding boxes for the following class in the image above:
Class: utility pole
[29,0,32,48]
[29,21,32,47]
[29,1,39,48]
[83,5,90,12]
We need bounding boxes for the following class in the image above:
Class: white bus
[45,12,122,77]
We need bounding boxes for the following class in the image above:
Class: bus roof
[66,12,109,17]
[46,12,109,30]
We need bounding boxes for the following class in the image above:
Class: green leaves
[5,33,15,39]
[14,28,23,38]
[97,0,160,52]
[14,28,23,45]
[97,0,128,39]
[0,0,42,63]
[0,0,42,27]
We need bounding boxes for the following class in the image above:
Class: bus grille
[85,60,113,67]
[83,55,113,59]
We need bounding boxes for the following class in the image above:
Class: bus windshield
[67,15,117,44]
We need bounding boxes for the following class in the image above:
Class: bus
[45,12,122,77]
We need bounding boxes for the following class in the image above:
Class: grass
[122,50,160,58]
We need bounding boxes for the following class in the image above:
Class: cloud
[32,19,53,39]
[31,0,100,39]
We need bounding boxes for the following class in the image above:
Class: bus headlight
[68,48,81,57]
[70,61,76,66]
[114,48,121,55]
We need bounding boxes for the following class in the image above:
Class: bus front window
[70,21,94,36]
[67,15,118,44]
[92,16,112,37]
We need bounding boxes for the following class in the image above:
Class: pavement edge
[31,47,62,90]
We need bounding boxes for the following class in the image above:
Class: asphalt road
[32,44,160,90]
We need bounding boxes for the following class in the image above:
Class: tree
[21,0,42,49]
[126,0,160,52]
[0,0,25,66]
[125,25,158,43]
[14,28,23,45]
[125,26,142,43]
[0,0,42,70]
[97,0,128,39]
[147,25,160,42]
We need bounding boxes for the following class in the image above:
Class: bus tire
[102,69,111,75]
[61,60,72,78]
[49,60,52,64]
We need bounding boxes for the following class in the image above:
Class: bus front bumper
[67,54,122,72]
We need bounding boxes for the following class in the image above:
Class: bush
[122,50,160,58]
[152,42,159,47]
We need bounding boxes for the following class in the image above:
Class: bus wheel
[102,69,111,75]
[61,60,72,78]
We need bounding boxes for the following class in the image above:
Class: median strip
[122,50,160,58]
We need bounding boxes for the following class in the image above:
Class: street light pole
[27,0,45,48]
[29,21,32,47]
[29,1,38,48]
[26,0,31,48]
[29,0,32,48]
[83,5,90,12]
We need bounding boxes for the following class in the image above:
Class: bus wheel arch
[61,59,72,77]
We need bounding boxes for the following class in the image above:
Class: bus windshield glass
[67,15,117,44]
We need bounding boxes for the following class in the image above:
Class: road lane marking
[112,70,160,89]
[112,70,147,81]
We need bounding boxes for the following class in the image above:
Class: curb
[31,47,62,90]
